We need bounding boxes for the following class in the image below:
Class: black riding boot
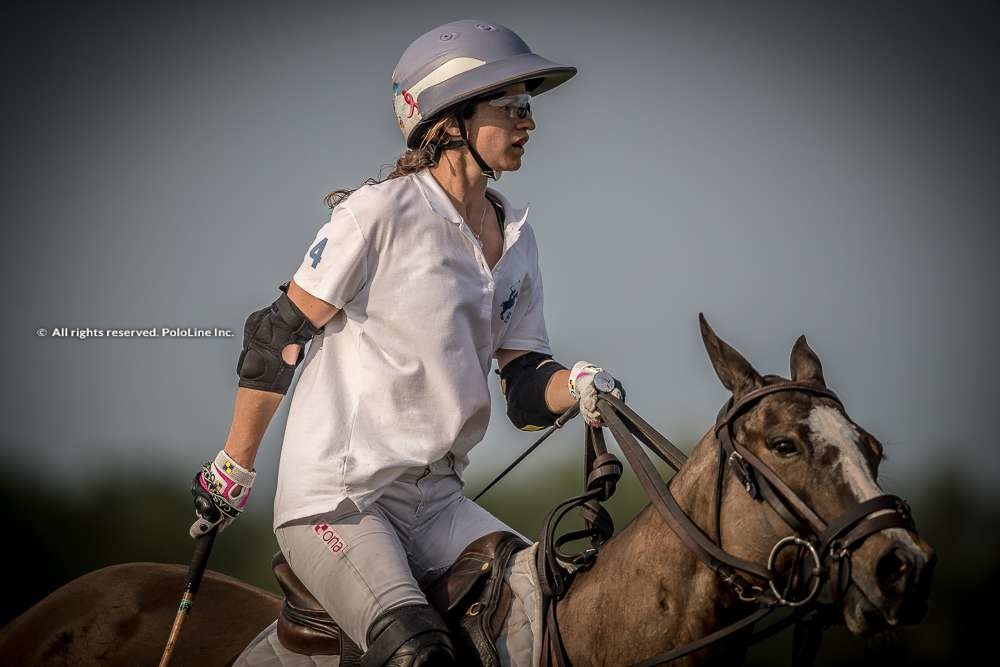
[358,603,456,667]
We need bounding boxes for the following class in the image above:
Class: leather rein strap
[537,382,917,666]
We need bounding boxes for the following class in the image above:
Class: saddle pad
[495,543,544,667]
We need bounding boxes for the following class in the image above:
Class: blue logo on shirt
[500,284,519,322]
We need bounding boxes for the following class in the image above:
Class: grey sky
[3,1,998,505]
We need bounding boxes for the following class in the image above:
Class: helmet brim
[407,53,577,148]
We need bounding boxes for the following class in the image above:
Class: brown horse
[0,317,935,666]
[0,563,280,666]
[550,317,935,664]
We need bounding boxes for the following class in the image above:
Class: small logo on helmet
[402,89,419,118]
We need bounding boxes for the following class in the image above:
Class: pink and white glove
[568,361,625,428]
[189,449,256,538]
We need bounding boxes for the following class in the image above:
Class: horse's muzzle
[874,538,936,625]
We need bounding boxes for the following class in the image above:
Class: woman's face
[464,81,536,173]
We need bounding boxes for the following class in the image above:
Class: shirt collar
[486,186,529,234]
[414,168,529,232]
[414,168,462,223]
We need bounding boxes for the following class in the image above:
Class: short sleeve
[497,227,552,355]
[292,204,369,308]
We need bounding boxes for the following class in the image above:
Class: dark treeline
[1,456,995,664]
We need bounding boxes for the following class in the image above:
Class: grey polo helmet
[392,20,576,178]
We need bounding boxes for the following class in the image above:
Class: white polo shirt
[273,168,552,529]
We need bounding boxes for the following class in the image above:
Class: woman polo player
[190,20,623,666]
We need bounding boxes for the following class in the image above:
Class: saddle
[272,531,528,667]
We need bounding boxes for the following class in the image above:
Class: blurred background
[2,0,998,663]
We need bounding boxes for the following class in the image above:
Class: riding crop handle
[473,404,580,502]
[555,403,580,427]
[158,528,218,667]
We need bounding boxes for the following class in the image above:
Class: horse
[0,316,935,665]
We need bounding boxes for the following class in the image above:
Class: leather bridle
[530,382,917,666]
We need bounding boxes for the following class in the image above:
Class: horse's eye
[771,439,799,458]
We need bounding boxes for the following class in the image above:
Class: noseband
[532,381,917,666]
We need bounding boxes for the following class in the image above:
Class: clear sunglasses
[488,93,532,119]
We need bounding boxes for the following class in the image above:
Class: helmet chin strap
[455,110,500,181]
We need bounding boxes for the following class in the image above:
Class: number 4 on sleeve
[309,237,328,269]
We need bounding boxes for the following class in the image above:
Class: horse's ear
[790,335,826,386]
[699,313,763,399]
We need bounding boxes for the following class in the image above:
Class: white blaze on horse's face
[807,405,878,495]
[806,405,921,553]
[804,403,935,634]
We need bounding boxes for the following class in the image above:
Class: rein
[481,382,917,666]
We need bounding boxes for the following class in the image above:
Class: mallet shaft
[158,528,217,667]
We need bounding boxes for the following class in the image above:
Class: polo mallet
[158,488,221,667]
